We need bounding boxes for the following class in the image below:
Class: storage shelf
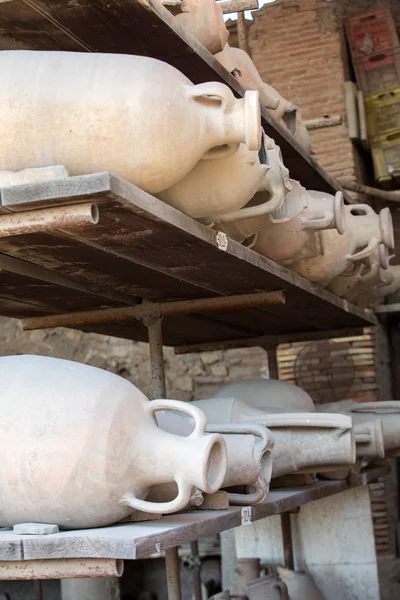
[0,0,351,201]
[0,465,387,562]
[0,173,375,347]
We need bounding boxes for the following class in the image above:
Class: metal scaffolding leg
[145,315,166,399]
[165,547,182,600]
[281,512,294,570]
[190,541,202,600]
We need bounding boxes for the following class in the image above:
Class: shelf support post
[165,547,182,600]
[138,303,166,399]
[265,345,279,380]
[281,512,294,570]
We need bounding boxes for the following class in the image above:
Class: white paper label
[241,506,252,526]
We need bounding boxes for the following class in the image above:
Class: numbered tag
[241,506,252,526]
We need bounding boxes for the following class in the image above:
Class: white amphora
[290,204,394,283]
[253,185,345,264]
[0,355,227,529]
[214,378,315,413]
[192,398,355,479]
[318,400,400,457]
[0,51,260,194]
[156,411,273,506]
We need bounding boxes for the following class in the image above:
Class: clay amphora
[216,44,283,112]
[344,245,391,306]
[372,264,400,300]
[247,573,289,600]
[0,355,227,529]
[253,185,346,264]
[157,135,269,219]
[326,243,389,299]
[277,568,325,600]
[156,412,273,505]
[236,559,261,597]
[215,140,292,241]
[318,400,400,457]
[175,0,229,55]
[289,204,394,283]
[192,398,355,478]
[0,51,260,194]
[214,378,315,413]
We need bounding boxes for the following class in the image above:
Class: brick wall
[277,329,378,404]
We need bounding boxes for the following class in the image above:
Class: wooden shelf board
[0,173,375,346]
[0,0,351,201]
[0,465,387,562]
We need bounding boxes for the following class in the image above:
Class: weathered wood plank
[0,467,387,562]
[0,173,375,345]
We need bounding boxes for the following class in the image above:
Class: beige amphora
[0,51,260,194]
[157,134,269,220]
[214,139,292,243]
[156,411,274,506]
[192,398,355,479]
[175,0,229,55]
[0,355,227,529]
[360,262,400,304]
[327,243,389,299]
[253,184,346,264]
[289,204,394,283]
[277,568,325,600]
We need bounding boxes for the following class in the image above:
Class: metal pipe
[0,559,123,580]
[281,512,294,570]
[340,180,400,202]
[165,547,182,600]
[22,291,285,331]
[34,580,43,600]
[304,115,342,130]
[0,203,99,237]
[190,541,202,600]
[217,0,259,13]
[148,317,167,399]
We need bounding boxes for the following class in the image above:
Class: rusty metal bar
[281,512,294,570]
[304,115,342,130]
[165,547,182,600]
[0,203,99,237]
[340,180,400,202]
[34,580,43,600]
[22,291,285,331]
[0,558,123,580]
[147,317,167,399]
[160,291,285,316]
[190,541,202,600]
[266,346,279,380]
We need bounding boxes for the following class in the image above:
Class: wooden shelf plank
[0,0,351,200]
[0,466,387,561]
[0,173,375,346]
